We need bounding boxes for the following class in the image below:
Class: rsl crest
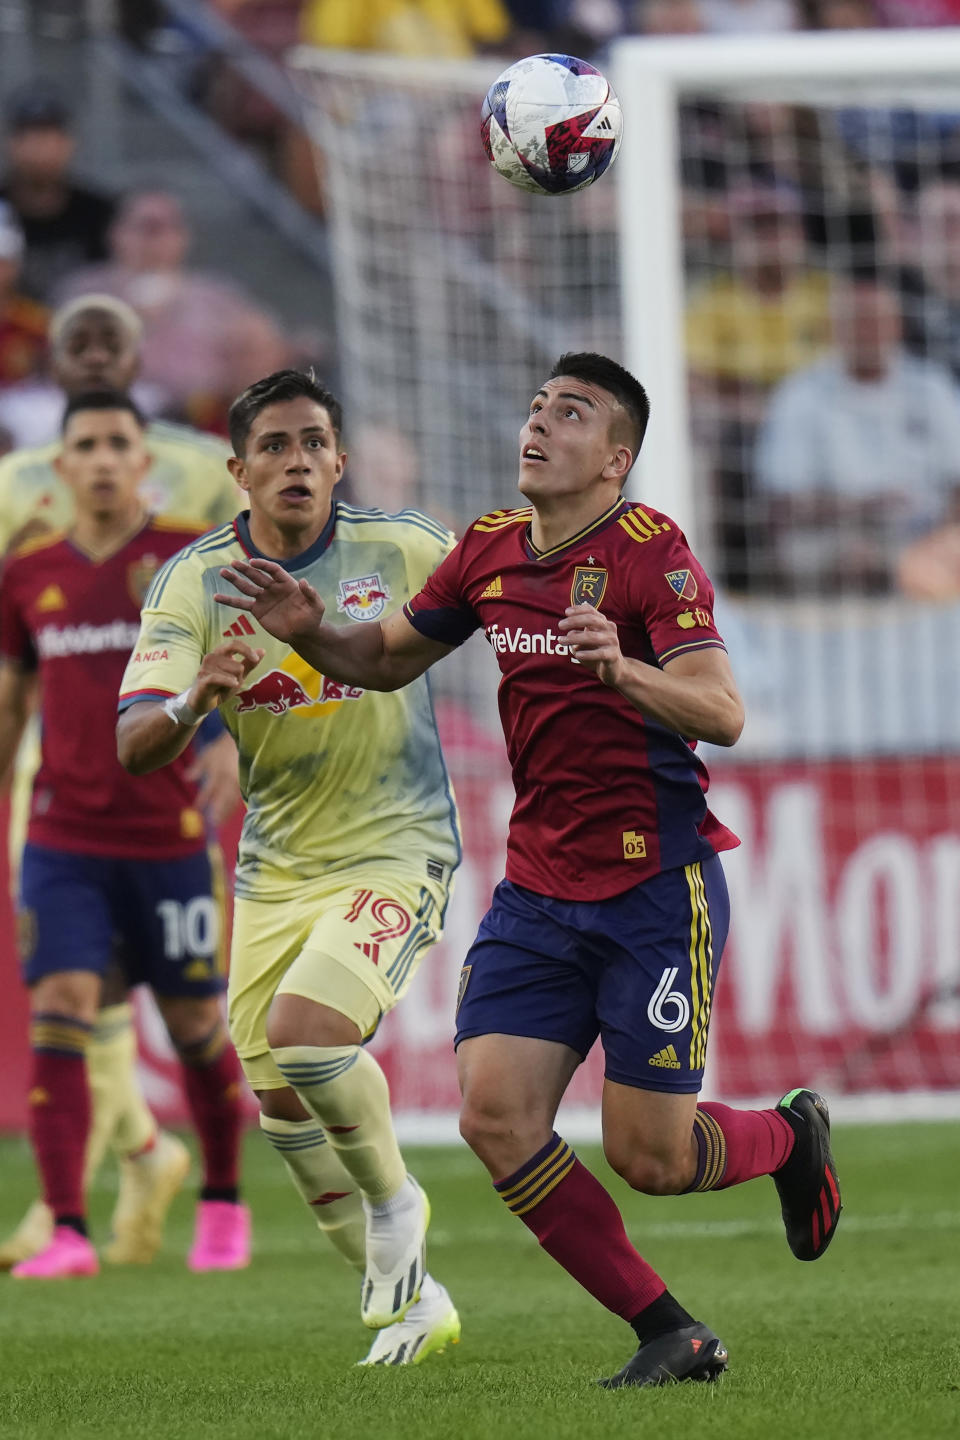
[127,553,162,606]
[570,565,608,608]
[337,573,392,622]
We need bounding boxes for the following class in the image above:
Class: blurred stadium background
[1,0,960,1145]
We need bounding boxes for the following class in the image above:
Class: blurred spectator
[341,422,459,531]
[56,189,292,433]
[0,294,238,553]
[799,0,879,24]
[300,0,513,54]
[685,180,832,589]
[0,87,115,304]
[0,203,48,392]
[634,0,706,30]
[686,181,832,398]
[900,179,960,383]
[755,275,960,595]
[698,0,798,32]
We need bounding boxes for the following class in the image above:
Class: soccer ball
[480,53,622,197]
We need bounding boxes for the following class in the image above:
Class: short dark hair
[61,390,145,434]
[548,352,650,468]
[228,369,343,457]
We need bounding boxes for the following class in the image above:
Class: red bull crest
[234,670,313,714]
[336,573,391,622]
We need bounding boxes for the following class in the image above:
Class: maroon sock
[687,1101,795,1192]
[177,1026,244,1195]
[28,1013,92,1222]
[494,1133,665,1319]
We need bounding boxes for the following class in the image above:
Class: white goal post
[613,27,960,546]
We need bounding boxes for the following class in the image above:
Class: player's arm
[558,604,744,747]
[214,558,453,689]
[117,638,264,774]
[0,660,32,779]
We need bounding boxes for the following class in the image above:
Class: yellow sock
[271,1046,407,1204]
[259,1113,365,1270]
[86,1004,157,1172]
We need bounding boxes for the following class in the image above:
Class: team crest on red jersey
[127,553,162,606]
[570,566,608,608]
[337,573,391,621]
[665,569,698,602]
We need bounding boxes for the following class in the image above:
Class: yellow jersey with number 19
[118,503,461,901]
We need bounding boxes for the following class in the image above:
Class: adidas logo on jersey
[649,1045,682,1069]
[36,584,67,612]
[223,615,256,639]
[480,575,503,599]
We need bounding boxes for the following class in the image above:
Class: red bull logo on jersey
[337,573,391,622]
[234,668,364,715]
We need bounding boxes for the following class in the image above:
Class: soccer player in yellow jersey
[0,293,241,1271]
[117,369,461,1366]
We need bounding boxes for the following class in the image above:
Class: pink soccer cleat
[187,1200,251,1272]
[11,1225,99,1279]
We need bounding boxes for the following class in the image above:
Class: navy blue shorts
[18,844,225,997]
[454,857,730,1093]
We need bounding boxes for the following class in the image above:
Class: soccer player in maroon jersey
[213,353,842,1386]
[0,391,249,1278]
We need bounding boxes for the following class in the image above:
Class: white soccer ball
[480,53,622,197]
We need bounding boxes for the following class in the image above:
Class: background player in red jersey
[214,352,842,1387]
[0,391,249,1278]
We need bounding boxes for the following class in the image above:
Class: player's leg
[230,883,458,1362]
[88,969,190,1267]
[598,857,840,1256]
[10,845,107,1278]
[127,851,248,1271]
[264,873,454,1331]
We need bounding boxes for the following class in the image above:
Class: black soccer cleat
[598,1323,729,1390]
[773,1088,842,1261]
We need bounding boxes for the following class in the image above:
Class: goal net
[286,33,960,1127]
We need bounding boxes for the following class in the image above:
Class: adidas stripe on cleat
[599,1323,729,1389]
[358,1276,460,1366]
[773,1088,842,1261]
[361,1176,430,1329]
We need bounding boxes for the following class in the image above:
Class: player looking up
[0,392,249,1279]
[116,369,460,1367]
[209,352,842,1388]
[0,293,241,1271]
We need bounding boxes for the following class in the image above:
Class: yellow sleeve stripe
[11,528,67,558]
[617,510,671,545]
[473,507,532,533]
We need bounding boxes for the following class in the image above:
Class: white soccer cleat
[103,1130,191,1265]
[0,1199,54,1270]
[358,1275,461,1366]
[360,1175,430,1329]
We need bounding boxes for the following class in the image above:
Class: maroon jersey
[404,497,739,901]
[0,517,206,859]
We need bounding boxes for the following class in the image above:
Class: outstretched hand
[215,558,326,644]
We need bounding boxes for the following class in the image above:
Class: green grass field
[0,1122,957,1440]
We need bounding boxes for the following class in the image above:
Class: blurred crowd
[8,1,960,603]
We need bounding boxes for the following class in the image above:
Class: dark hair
[549,352,650,468]
[228,368,343,457]
[61,390,145,434]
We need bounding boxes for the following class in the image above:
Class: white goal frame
[612,27,960,548]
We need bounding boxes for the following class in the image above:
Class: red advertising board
[1,749,958,1131]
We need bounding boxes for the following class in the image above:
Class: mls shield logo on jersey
[570,566,608,608]
[127,554,162,606]
[665,569,698,602]
[337,573,391,622]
